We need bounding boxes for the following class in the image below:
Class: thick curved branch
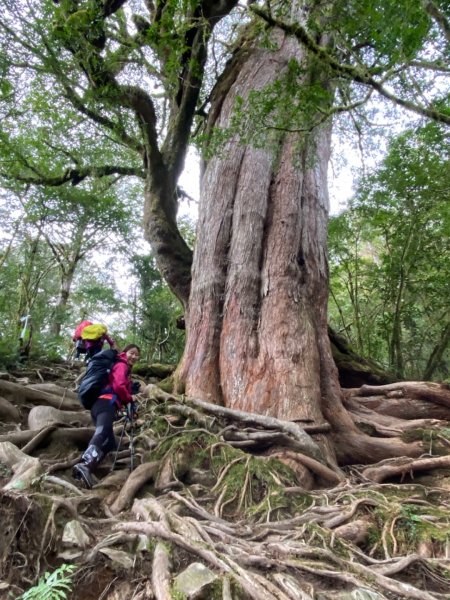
[162,0,239,183]
[39,38,145,153]
[48,9,163,176]
[251,6,450,126]
[118,85,166,178]
[61,81,144,154]
[5,164,144,187]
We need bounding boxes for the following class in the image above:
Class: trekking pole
[127,403,135,472]
[111,416,127,472]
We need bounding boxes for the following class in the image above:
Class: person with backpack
[72,343,141,489]
[72,320,92,360]
[81,323,116,362]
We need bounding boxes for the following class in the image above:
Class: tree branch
[251,6,450,126]
[3,165,144,187]
[37,28,145,154]
[61,81,144,154]
[162,0,239,184]
[422,0,450,43]
[117,85,165,178]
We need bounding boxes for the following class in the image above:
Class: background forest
[0,2,450,598]
[0,179,192,364]
[0,0,448,379]
[1,120,448,379]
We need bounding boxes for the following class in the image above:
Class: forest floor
[0,359,450,600]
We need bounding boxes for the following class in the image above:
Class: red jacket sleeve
[110,361,132,406]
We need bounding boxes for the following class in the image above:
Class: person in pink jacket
[72,344,140,489]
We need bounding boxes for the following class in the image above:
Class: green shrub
[18,564,76,600]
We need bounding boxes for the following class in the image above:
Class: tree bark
[51,265,76,337]
[329,326,396,387]
[423,320,450,381]
[177,21,357,457]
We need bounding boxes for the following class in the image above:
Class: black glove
[131,381,141,394]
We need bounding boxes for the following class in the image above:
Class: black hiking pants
[89,399,118,454]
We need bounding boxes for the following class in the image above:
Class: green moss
[157,376,175,393]
[401,428,450,455]
[0,462,13,479]
[170,586,186,600]
[360,492,450,558]
[209,446,310,518]
[152,426,217,468]
[398,504,450,545]
[208,578,224,600]
[133,363,176,378]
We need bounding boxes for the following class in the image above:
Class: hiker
[72,344,141,489]
[74,338,87,360]
[72,320,92,360]
[83,324,115,362]
[72,320,93,360]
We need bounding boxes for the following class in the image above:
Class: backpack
[78,349,118,409]
[73,320,92,341]
[81,323,108,341]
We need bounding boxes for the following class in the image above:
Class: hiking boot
[72,462,94,489]
[72,445,104,489]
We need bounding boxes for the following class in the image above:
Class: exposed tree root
[147,385,327,464]
[21,425,58,454]
[362,455,450,483]
[0,379,81,410]
[28,405,91,430]
[27,383,79,401]
[333,432,423,465]
[347,398,449,436]
[114,487,449,600]
[109,461,159,514]
[2,365,450,599]
[0,426,94,449]
[152,542,172,600]
[0,396,20,422]
[358,382,450,408]
[269,448,343,486]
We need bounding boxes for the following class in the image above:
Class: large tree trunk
[177,26,357,445]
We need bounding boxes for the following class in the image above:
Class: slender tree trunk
[50,265,77,337]
[16,234,41,323]
[353,234,364,353]
[423,319,450,380]
[389,266,405,377]
[0,218,22,271]
[388,217,416,377]
[178,27,356,444]
[45,224,84,337]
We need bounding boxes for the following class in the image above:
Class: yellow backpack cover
[80,323,107,341]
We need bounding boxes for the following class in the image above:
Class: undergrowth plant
[18,564,76,600]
